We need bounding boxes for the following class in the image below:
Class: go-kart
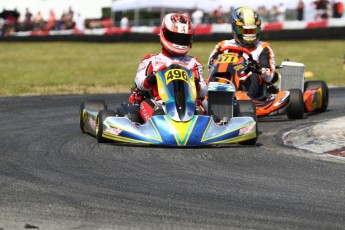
[208,45,328,119]
[80,63,257,146]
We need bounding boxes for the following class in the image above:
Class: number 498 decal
[164,69,188,84]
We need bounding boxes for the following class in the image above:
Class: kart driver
[129,13,207,122]
[207,6,277,99]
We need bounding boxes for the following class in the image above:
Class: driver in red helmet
[207,6,276,99]
[129,13,207,122]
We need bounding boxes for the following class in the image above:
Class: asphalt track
[0,88,344,230]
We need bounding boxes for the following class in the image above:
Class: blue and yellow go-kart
[79,63,257,146]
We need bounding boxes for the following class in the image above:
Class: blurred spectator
[210,5,223,24]
[33,11,44,31]
[0,17,4,36]
[270,5,279,21]
[296,0,305,20]
[45,9,56,31]
[120,16,129,29]
[332,0,344,18]
[0,9,20,34]
[12,8,20,32]
[229,6,235,17]
[313,0,331,20]
[191,8,204,25]
[60,7,75,30]
[102,18,112,28]
[23,8,32,31]
[277,3,286,22]
[66,6,74,22]
[257,6,269,22]
[73,13,84,31]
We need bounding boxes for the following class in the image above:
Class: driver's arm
[194,59,207,98]
[135,55,154,91]
[207,41,226,72]
[258,44,275,83]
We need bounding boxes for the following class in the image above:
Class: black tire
[304,80,329,112]
[96,110,117,143]
[287,89,304,119]
[79,100,107,132]
[237,100,258,145]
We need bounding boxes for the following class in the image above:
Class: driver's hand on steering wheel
[145,72,157,86]
[247,58,261,74]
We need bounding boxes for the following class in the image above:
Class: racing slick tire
[304,80,329,112]
[237,100,258,146]
[79,100,108,133]
[287,89,304,119]
[95,110,117,143]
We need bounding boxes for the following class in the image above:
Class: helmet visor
[234,27,260,35]
[163,28,193,46]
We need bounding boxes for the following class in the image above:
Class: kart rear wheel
[287,89,304,119]
[237,100,258,146]
[96,110,116,143]
[304,80,329,112]
[79,100,107,132]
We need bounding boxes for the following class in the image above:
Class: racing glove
[247,57,262,75]
[208,52,221,68]
[145,71,157,86]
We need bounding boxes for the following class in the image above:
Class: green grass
[1,40,344,96]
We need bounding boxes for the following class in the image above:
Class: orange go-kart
[207,46,328,119]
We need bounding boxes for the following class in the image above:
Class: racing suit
[130,49,207,122]
[207,39,276,99]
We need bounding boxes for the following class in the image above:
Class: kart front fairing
[100,64,256,146]
[102,115,256,146]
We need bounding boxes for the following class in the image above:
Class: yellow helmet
[231,7,261,47]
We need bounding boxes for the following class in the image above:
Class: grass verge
[1,40,344,96]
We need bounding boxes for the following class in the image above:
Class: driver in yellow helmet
[207,6,276,99]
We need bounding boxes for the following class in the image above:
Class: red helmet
[160,13,194,55]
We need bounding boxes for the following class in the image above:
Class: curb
[283,116,345,160]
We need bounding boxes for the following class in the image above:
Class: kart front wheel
[96,110,116,143]
[287,89,304,119]
[79,100,107,133]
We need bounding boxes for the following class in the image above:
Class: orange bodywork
[253,91,289,117]
[208,46,290,118]
[235,90,289,117]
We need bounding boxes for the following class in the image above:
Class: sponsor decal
[137,63,147,73]
[239,123,255,135]
[140,102,151,122]
[234,64,245,71]
[89,118,96,130]
[178,24,187,33]
[104,127,122,135]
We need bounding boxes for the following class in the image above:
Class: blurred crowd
[0,0,343,36]
[0,6,87,36]
[187,0,343,25]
